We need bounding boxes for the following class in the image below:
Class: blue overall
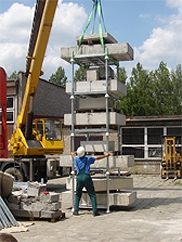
[74,156,97,213]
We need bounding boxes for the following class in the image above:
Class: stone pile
[6,182,63,221]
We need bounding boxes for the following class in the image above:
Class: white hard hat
[77,146,85,157]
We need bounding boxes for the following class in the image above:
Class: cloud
[135,0,182,72]
[0,1,87,79]
[166,0,182,13]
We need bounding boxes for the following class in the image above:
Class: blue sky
[0,0,181,80]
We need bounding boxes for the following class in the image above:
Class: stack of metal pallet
[0,171,19,230]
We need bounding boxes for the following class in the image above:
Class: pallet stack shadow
[60,32,137,210]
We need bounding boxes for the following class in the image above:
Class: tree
[150,61,174,115]
[120,63,155,116]
[8,71,18,80]
[118,67,127,84]
[119,62,182,116]
[74,65,86,82]
[49,66,67,87]
[170,64,182,114]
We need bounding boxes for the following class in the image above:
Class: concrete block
[1,172,14,198]
[34,202,61,211]
[110,79,127,96]
[8,194,21,204]
[86,69,99,81]
[27,182,40,197]
[76,33,118,45]
[66,177,133,191]
[61,43,133,63]
[7,202,20,210]
[40,209,62,218]
[20,202,32,210]
[59,155,134,168]
[64,112,126,126]
[11,208,41,218]
[40,192,59,203]
[61,191,72,209]
[78,97,114,110]
[109,191,137,206]
[80,141,115,152]
[86,66,114,81]
[45,202,61,211]
[98,66,115,79]
[80,190,137,207]
[81,192,107,206]
[66,79,127,97]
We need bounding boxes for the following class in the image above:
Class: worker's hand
[71,152,76,158]
[105,153,110,157]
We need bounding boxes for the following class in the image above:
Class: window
[167,127,182,144]
[7,97,14,108]
[148,147,162,157]
[167,127,182,156]
[123,147,144,158]
[148,128,163,144]
[0,96,14,123]
[123,128,144,144]
[45,119,61,140]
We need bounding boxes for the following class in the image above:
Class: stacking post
[71,51,75,211]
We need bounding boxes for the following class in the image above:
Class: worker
[46,124,57,140]
[0,233,19,242]
[71,146,110,216]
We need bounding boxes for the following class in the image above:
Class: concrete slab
[66,177,133,191]
[23,201,61,211]
[1,172,14,198]
[61,191,72,209]
[64,112,126,126]
[78,97,114,110]
[81,190,137,207]
[108,191,137,206]
[61,42,133,63]
[86,66,115,81]
[66,79,127,97]
[39,192,59,203]
[11,208,41,218]
[61,190,137,208]
[80,141,115,152]
[76,32,118,45]
[40,210,62,218]
[59,155,135,168]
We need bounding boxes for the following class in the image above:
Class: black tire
[4,167,24,182]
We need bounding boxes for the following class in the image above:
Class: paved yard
[6,175,182,242]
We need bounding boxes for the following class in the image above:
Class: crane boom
[17,0,58,127]
[9,0,64,157]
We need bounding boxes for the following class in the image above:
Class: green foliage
[74,65,85,82]
[119,62,182,116]
[8,71,18,80]
[118,67,127,84]
[170,64,182,114]
[49,66,67,87]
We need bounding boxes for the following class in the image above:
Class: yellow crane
[8,0,63,181]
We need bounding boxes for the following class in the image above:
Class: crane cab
[34,118,64,155]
